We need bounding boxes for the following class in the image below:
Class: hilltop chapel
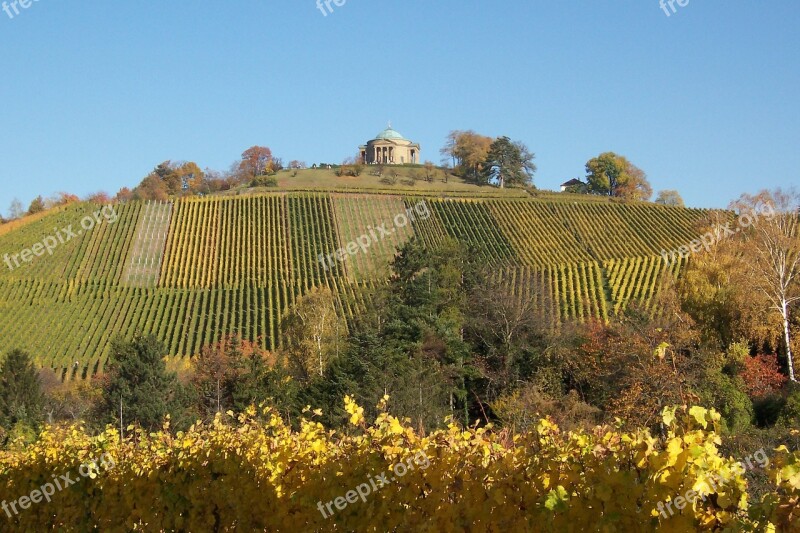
[359,124,421,165]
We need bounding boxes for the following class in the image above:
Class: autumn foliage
[0,402,798,531]
[740,354,788,399]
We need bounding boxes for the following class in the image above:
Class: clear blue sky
[0,0,797,212]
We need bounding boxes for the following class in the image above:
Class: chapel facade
[359,125,421,165]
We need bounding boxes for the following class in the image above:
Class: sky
[0,0,797,212]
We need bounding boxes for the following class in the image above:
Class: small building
[560,178,586,192]
[359,124,421,165]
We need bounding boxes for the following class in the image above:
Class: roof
[375,126,407,141]
[561,178,584,187]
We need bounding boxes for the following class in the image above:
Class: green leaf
[545,485,569,512]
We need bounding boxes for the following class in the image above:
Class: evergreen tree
[379,238,477,425]
[99,335,194,432]
[0,349,44,430]
[480,136,536,188]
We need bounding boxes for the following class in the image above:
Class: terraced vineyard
[0,192,709,378]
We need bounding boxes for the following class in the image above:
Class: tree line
[4,131,692,225]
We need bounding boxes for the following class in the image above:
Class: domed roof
[375,125,406,141]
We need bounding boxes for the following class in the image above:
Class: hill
[0,191,709,379]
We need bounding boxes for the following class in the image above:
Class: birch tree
[733,189,800,382]
[281,287,344,382]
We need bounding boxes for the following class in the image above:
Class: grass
[221,168,530,198]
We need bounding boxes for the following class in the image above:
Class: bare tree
[8,198,24,219]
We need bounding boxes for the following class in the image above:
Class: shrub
[251,176,279,188]
[777,382,800,427]
[753,394,786,427]
[696,369,753,433]
[740,354,787,399]
[0,403,791,531]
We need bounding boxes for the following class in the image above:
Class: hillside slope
[0,193,707,378]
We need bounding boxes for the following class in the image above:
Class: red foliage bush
[739,353,787,398]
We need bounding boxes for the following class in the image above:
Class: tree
[304,238,480,430]
[175,161,205,193]
[480,136,536,188]
[8,198,24,219]
[39,369,99,425]
[585,152,652,201]
[303,326,451,431]
[423,161,436,183]
[731,189,800,382]
[27,196,46,215]
[440,130,493,183]
[739,354,788,399]
[382,238,478,425]
[85,191,112,204]
[239,146,274,179]
[192,335,281,419]
[677,211,775,349]
[115,187,134,203]
[338,156,364,177]
[44,192,79,209]
[562,306,699,429]
[139,161,204,196]
[153,161,182,194]
[0,349,44,431]
[281,287,345,383]
[655,190,685,207]
[133,174,169,201]
[98,335,194,432]
[466,273,552,402]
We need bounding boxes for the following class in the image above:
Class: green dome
[375,126,406,141]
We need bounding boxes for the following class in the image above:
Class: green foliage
[6,421,37,448]
[655,189,685,207]
[479,136,536,188]
[585,152,652,201]
[251,175,279,187]
[281,287,345,383]
[379,171,398,185]
[0,349,44,431]
[301,238,477,430]
[98,335,195,432]
[777,382,800,427]
[26,195,46,216]
[695,355,754,433]
[301,327,450,431]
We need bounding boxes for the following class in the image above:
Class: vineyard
[1,403,798,531]
[0,193,710,377]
